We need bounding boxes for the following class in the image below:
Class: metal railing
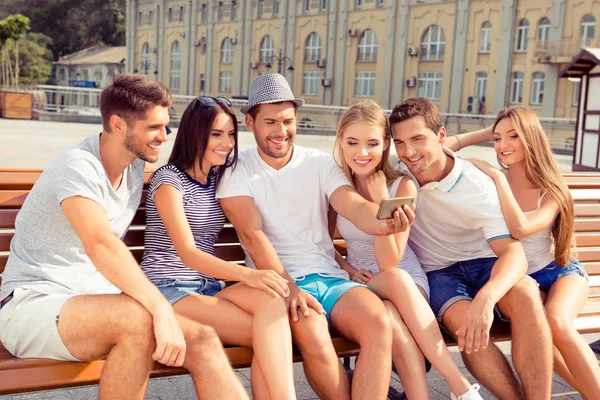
[534,38,597,59]
[29,85,576,150]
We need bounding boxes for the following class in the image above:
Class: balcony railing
[535,38,598,63]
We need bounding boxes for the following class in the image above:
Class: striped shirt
[141,164,226,281]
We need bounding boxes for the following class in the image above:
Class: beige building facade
[127,0,599,120]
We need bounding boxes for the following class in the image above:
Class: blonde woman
[330,100,482,400]
[447,106,600,398]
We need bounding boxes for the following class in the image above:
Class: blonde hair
[493,106,575,266]
[334,100,399,186]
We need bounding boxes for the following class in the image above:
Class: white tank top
[521,192,555,274]
[337,177,423,275]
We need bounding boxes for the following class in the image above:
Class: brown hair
[494,106,575,266]
[334,100,399,186]
[388,97,443,134]
[100,73,172,132]
[246,101,297,121]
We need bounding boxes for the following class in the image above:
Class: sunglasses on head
[193,96,233,108]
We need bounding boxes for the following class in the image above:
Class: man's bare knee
[291,314,333,358]
[441,300,471,337]
[499,278,542,318]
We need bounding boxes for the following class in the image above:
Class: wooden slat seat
[0,169,599,394]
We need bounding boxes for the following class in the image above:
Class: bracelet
[456,134,462,151]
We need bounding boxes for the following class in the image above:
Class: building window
[302,0,310,14]
[418,72,442,100]
[357,29,378,62]
[531,72,545,105]
[573,80,581,107]
[219,72,232,93]
[200,4,207,23]
[355,0,363,9]
[480,21,492,53]
[179,6,184,22]
[420,25,445,61]
[217,2,223,21]
[257,0,264,18]
[510,72,524,104]
[303,72,320,95]
[537,18,550,50]
[168,7,173,22]
[581,15,596,47]
[515,19,529,52]
[377,0,385,7]
[231,0,237,20]
[141,42,151,75]
[320,0,328,12]
[355,71,376,97]
[259,35,274,64]
[273,0,280,16]
[475,72,487,103]
[94,71,103,86]
[58,68,66,81]
[200,73,205,92]
[304,33,322,62]
[149,10,154,25]
[221,38,233,64]
[170,41,181,90]
[138,12,142,26]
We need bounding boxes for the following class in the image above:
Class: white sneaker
[451,384,483,400]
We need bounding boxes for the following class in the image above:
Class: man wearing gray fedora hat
[217,73,412,399]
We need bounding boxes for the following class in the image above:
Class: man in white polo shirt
[217,74,414,399]
[389,98,553,399]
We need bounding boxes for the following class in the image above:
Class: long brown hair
[494,106,575,266]
[334,100,399,186]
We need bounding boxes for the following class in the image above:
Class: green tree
[0,13,31,87]
[4,32,53,84]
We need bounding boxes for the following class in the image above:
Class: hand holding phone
[376,197,415,220]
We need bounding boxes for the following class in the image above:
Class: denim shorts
[295,274,366,323]
[427,257,498,322]
[152,278,226,305]
[529,259,589,293]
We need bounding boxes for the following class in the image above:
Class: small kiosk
[561,48,600,171]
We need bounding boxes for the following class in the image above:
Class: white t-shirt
[393,149,511,272]
[216,146,352,280]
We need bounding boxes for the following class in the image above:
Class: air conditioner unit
[231,37,238,45]
[194,40,202,47]
[407,46,419,57]
[179,31,186,38]
[250,61,258,69]
[321,78,332,87]
[151,47,157,54]
[348,28,359,37]
[405,76,416,88]
[316,59,326,68]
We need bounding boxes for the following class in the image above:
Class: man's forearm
[477,246,527,304]
[238,229,293,281]
[86,232,171,315]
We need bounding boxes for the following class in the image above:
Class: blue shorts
[427,257,498,322]
[152,278,226,305]
[295,274,366,322]
[529,259,589,293]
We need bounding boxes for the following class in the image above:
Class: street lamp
[133,61,158,80]
[265,49,294,74]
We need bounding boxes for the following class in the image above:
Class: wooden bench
[0,169,599,394]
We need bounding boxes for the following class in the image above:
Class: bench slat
[574,219,600,232]
[575,234,600,247]
[575,203,600,217]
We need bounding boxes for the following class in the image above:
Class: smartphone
[376,197,415,220]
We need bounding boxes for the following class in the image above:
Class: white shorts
[0,287,80,361]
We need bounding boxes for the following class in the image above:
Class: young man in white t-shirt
[218,73,413,399]
[0,75,247,399]
[389,97,553,399]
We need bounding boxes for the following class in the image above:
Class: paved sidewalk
[0,336,597,399]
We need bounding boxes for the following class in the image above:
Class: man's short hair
[389,97,443,134]
[100,74,172,132]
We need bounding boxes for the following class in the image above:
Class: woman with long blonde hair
[330,100,482,400]
[447,106,600,398]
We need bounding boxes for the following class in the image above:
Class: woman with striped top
[330,101,481,400]
[141,96,296,399]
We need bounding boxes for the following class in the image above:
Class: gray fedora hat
[240,73,305,114]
